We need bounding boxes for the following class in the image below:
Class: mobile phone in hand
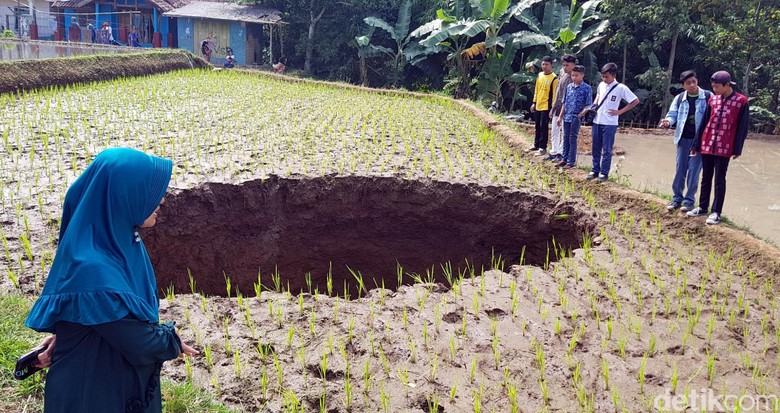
[13,345,48,380]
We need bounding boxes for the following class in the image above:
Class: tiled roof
[163,1,282,24]
[51,0,93,9]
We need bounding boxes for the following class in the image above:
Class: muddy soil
[145,175,596,298]
[159,208,780,412]
[508,122,621,155]
[3,72,780,413]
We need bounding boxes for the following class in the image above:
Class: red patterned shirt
[694,92,749,157]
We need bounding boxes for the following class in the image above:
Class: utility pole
[29,0,36,25]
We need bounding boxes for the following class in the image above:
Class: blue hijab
[26,148,173,333]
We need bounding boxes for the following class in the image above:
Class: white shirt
[593,81,638,126]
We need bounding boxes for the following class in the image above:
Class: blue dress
[25,148,180,413]
[45,319,181,413]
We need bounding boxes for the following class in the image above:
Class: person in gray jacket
[660,70,713,211]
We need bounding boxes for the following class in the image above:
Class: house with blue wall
[51,0,180,46]
[164,1,281,66]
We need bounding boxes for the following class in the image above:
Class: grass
[161,380,238,413]
[0,293,45,413]
[0,292,235,413]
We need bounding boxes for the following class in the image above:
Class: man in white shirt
[588,63,640,182]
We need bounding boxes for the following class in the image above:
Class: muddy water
[580,132,780,243]
[0,39,134,61]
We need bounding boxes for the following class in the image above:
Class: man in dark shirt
[688,71,750,225]
[661,70,713,212]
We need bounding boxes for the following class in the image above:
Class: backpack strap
[547,75,559,108]
[595,82,620,110]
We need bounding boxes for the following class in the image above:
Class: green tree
[356,0,421,86]
[602,0,705,118]
[702,0,780,132]
[410,3,493,98]
[518,0,609,84]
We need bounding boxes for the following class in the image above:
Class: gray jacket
[551,71,572,114]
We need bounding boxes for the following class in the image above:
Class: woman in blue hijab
[25,148,197,413]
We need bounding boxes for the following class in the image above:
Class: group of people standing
[529,55,639,182]
[661,70,749,225]
[529,55,749,226]
[84,21,115,45]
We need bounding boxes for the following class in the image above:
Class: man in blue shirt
[660,70,713,211]
[557,65,593,169]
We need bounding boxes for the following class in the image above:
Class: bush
[1,29,15,38]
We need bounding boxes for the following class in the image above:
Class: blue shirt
[562,81,593,123]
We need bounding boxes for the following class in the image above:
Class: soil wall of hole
[0,50,208,94]
[144,175,597,297]
[250,71,780,278]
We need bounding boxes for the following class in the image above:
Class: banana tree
[476,37,519,108]
[355,0,419,87]
[473,0,546,51]
[410,12,492,98]
[409,0,542,98]
[515,0,609,84]
[477,30,555,109]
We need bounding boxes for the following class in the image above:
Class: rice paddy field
[2,68,780,412]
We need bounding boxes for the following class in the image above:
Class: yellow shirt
[533,72,558,111]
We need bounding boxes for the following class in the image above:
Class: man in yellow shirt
[528,55,559,155]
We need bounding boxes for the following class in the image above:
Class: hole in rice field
[145,175,596,298]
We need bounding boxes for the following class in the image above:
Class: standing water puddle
[579,132,780,244]
[0,39,136,61]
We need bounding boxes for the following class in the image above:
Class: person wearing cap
[660,70,713,212]
[688,71,750,225]
[528,56,559,156]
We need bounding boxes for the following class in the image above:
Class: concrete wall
[0,0,55,38]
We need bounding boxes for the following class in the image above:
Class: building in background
[49,0,181,45]
[164,1,282,66]
[1,0,55,39]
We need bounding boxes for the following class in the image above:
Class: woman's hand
[180,342,199,358]
[34,335,56,368]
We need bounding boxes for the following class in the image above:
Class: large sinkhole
[144,175,596,298]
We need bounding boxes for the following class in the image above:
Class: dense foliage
[178,0,780,125]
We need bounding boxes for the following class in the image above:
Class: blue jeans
[591,123,618,177]
[562,118,581,165]
[672,138,702,207]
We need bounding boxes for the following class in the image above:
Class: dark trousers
[534,110,550,150]
[699,154,731,214]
